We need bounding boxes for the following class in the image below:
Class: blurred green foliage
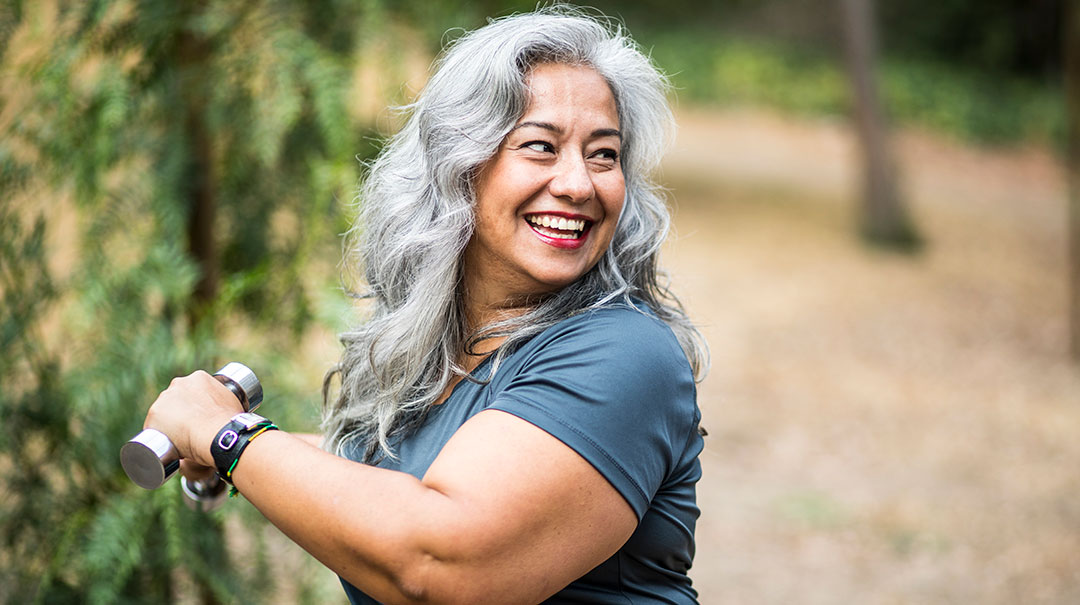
[878,0,1060,80]
[646,29,1063,146]
[0,0,382,601]
[359,0,1066,146]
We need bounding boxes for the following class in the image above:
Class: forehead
[520,63,619,128]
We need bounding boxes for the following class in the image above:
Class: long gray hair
[323,6,708,461]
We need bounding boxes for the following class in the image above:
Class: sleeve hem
[490,393,650,520]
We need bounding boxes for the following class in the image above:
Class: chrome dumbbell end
[215,362,263,412]
[121,428,180,490]
[121,363,261,490]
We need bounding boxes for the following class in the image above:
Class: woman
[146,7,708,604]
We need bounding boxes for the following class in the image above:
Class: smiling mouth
[524,213,592,240]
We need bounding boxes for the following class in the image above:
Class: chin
[529,269,589,292]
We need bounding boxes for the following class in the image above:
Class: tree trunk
[178,30,218,326]
[177,27,225,604]
[839,0,920,249]
[1066,0,1080,359]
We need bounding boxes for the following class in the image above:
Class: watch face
[233,412,267,430]
[217,430,240,450]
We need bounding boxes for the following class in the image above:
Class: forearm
[292,432,323,448]
[226,430,457,603]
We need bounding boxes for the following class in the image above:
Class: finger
[180,459,217,483]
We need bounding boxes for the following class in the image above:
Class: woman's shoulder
[488,299,701,518]
[533,298,688,363]
[495,298,696,411]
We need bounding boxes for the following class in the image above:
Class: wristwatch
[210,412,276,484]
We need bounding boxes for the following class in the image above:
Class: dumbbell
[120,362,262,490]
[180,474,229,512]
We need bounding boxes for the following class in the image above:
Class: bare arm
[146,372,636,604]
[292,432,323,448]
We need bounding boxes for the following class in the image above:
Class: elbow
[365,547,558,605]
[387,553,482,605]
[335,496,526,603]
[386,566,434,605]
[353,540,481,605]
[384,538,524,605]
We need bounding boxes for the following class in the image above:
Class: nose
[548,154,595,204]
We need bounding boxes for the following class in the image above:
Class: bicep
[417,409,636,603]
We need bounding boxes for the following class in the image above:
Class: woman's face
[464,63,625,308]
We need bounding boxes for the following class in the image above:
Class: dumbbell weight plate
[121,363,261,489]
[120,428,180,490]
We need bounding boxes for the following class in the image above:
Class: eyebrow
[510,121,622,140]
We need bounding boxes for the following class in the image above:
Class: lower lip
[527,222,590,249]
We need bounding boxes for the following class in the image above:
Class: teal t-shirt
[342,302,703,604]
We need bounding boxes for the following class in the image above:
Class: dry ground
[665,108,1080,604]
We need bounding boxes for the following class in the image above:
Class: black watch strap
[211,412,276,484]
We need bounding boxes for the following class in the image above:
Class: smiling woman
[139,5,708,604]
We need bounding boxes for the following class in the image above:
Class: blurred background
[1,0,1076,603]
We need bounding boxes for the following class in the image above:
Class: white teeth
[527,215,587,233]
[526,214,590,239]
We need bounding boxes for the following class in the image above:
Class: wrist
[190,409,236,468]
[210,412,279,485]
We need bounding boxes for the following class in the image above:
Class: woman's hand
[179,459,218,484]
[143,370,243,468]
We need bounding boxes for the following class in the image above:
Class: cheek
[472,183,510,231]
[596,181,626,252]
[605,180,627,221]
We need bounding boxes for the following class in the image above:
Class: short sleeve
[488,306,699,519]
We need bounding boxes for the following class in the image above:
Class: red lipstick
[523,212,594,250]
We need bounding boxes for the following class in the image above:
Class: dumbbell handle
[120,362,262,490]
[181,475,228,512]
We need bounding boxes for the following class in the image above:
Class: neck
[461,265,540,334]
[460,285,540,369]
[462,299,530,357]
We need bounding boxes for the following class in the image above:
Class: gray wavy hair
[322,6,708,461]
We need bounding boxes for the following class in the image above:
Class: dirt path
[664,108,1080,603]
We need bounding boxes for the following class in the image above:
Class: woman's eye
[591,148,619,162]
[523,141,554,153]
